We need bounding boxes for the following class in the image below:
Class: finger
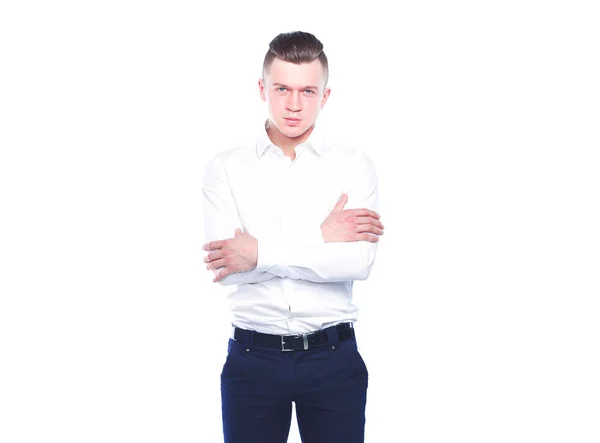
[349,208,380,219]
[207,258,226,270]
[355,224,384,235]
[356,233,379,243]
[354,216,384,229]
[203,240,224,251]
[235,228,243,236]
[332,193,348,213]
[204,251,224,263]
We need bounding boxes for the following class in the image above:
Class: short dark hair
[262,31,329,87]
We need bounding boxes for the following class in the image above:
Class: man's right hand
[320,193,384,243]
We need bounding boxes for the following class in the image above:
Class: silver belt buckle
[281,335,293,351]
[281,333,309,351]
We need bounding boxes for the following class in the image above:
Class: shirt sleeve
[202,156,277,286]
[254,150,379,283]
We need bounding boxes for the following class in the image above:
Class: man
[202,31,384,443]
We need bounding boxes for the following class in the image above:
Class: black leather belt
[234,322,355,351]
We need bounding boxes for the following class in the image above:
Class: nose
[286,91,301,112]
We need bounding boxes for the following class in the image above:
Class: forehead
[266,58,325,88]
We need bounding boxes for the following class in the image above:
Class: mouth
[284,118,301,125]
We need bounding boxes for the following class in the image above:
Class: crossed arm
[202,154,383,286]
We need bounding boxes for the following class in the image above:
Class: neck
[266,120,315,155]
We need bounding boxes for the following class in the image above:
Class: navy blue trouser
[221,325,369,443]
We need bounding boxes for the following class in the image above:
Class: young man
[202,31,384,443]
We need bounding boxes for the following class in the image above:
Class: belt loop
[326,325,340,350]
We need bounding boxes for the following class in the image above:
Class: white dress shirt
[202,120,379,335]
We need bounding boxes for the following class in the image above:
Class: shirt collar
[256,119,325,158]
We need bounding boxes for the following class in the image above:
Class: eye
[304,89,315,95]
[277,87,287,92]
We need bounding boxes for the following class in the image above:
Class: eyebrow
[272,82,319,90]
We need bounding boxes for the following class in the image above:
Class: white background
[1,1,599,442]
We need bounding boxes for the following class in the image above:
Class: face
[258,58,331,145]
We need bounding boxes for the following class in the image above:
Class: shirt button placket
[279,152,293,316]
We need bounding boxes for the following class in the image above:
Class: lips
[283,117,301,127]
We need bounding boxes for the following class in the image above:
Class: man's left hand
[203,228,258,283]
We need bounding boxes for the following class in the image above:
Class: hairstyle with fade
[262,31,329,88]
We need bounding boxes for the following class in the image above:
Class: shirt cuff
[315,224,325,244]
[256,239,279,272]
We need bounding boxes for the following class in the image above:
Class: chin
[284,128,306,138]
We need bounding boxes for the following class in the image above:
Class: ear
[320,87,331,109]
[258,78,267,102]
